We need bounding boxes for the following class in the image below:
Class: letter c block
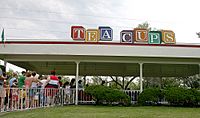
[120,30,133,43]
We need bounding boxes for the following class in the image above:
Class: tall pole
[140,63,143,93]
[4,59,7,72]
[75,61,80,105]
[199,64,200,74]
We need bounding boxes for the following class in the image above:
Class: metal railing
[0,88,140,112]
[124,90,140,104]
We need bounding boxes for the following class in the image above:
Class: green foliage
[85,85,131,106]
[164,87,200,106]
[138,87,200,107]
[138,88,163,105]
[137,21,151,31]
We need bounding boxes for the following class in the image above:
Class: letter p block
[148,31,162,44]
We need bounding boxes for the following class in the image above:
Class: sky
[0,0,200,44]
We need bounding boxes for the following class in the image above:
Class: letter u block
[134,28,148,43]
[161,30,176,44]
[99,26,113,41]
[148,31,162,44]
[71,26,85,40]
[120,30,133,43]
[85,29,99,42]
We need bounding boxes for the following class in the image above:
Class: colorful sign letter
[161,30,176,44]
[134,28,148,43]
[99,26,113,41]
[148,31,162,44]
[120,30,133,43]
[85,29,99,42]
[71,26,85,40]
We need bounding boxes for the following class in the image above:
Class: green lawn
[1,106,200,118]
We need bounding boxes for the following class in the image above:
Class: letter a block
[71,26,85,40]
[120,30,133,43]
[99,26,113,41]
[134,28,148,43]
[148,31,162,44]
[161,30,176,44]
[85,29,99,42]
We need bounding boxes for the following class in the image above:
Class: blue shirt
[0,68,2,76]
[9,77,17,87]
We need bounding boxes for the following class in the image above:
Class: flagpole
[1,28,5,47]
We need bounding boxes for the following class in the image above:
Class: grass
[1,105,200,118]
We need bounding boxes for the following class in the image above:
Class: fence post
[75,61,80,105]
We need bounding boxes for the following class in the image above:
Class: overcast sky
[0,0,200,44]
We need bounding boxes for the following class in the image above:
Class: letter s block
[134,28,148,43]
[71,26,85,40]
[99,26,113,41]
[120,30,133,43]
[85,29,99,42]
[162,30,176,44]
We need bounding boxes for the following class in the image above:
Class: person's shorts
[29,89,37,97]
[0,88,6,97]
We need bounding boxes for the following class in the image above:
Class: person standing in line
[58,76,63,88]
[63,81,70,104]
[40,75,48,106]
[9,72,18,88]
[31,72,40,108]
[78,80,83,88]
[44,70,59,106]
[18,71,26,89]
[0,72,7,112]
[24,71,41,109]
[18,71,26,109]
[9,72,18,110]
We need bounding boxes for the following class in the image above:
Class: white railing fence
[0,88,140,112]
[123,90,140,104]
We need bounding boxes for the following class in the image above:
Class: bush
[164,87,200,106]
[138,88,163,105]
[85,85,131,106]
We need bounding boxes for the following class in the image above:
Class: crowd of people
[0,70,83,112]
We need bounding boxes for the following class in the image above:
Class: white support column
[139,63,143,93]
[75,61,80,105]
[199,64,200,74]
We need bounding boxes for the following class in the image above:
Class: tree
[90,76,104,85]
[182,74,200,89]
[110,76,138,90]
[137,21,151,31]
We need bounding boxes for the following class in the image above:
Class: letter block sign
[120,30,133,43]
[99,26,113,41]
[134,28,148,43]
[161,30,176,44]
[71,26,85,40]
[85,29,99,42]
[148,31,162,44]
